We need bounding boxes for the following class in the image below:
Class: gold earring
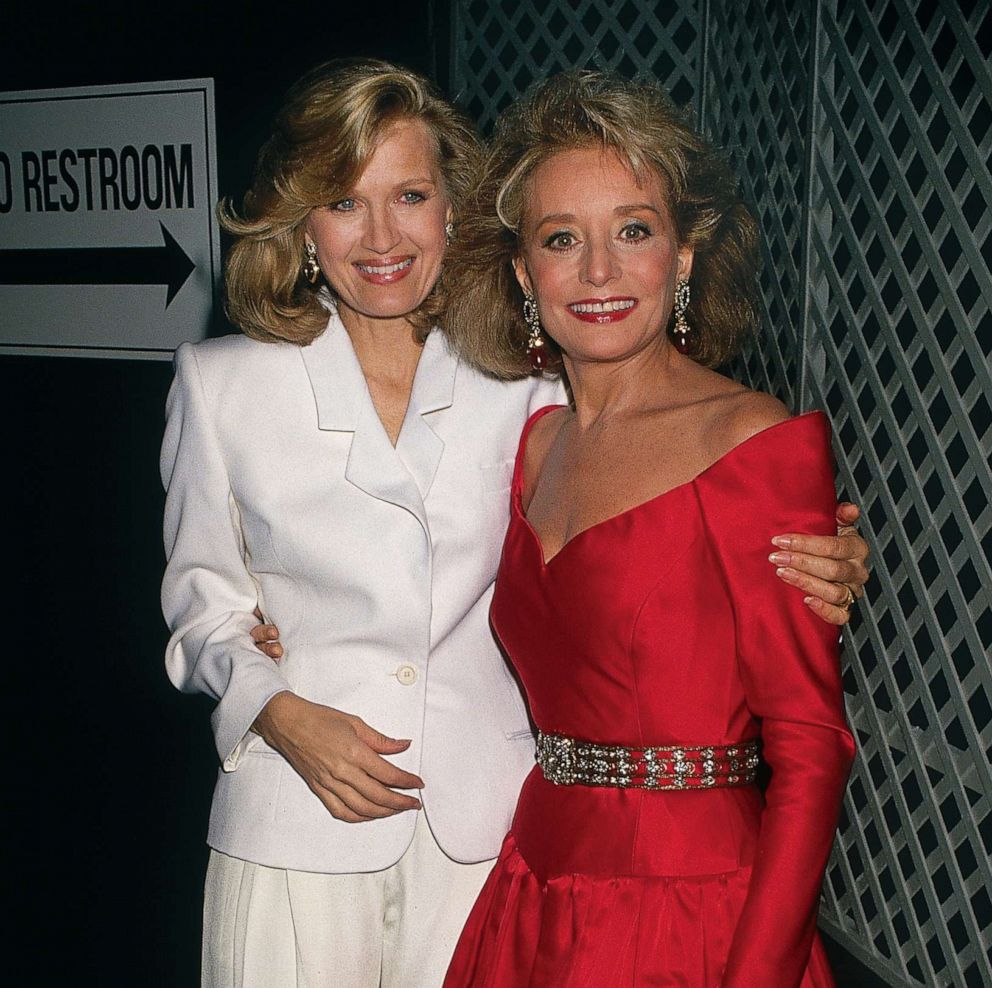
[303,241,321,285]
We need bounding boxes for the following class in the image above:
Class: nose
[363,204,401,254]
[580,237,619,287]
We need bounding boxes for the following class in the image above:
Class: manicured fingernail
[803,596,816,606]
[772,536,793,548]
[769,552,790,565]
[776,567,795,581]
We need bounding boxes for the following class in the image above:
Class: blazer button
[396,664,418,686]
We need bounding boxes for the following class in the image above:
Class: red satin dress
[444,409,855,988]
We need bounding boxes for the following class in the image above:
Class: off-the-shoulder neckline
[514,409,827,568]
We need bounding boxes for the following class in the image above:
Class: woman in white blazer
[161,60,869,988]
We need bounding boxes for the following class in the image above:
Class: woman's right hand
[251,616,284,660]
[252,691,424,823]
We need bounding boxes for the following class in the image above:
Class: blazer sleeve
[160,343,291,769]
[694,413,855,988]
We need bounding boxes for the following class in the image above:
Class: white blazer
[161,311,563,873]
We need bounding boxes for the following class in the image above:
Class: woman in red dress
[441,72,856,988]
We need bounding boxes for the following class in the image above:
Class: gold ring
[839,584,856,609]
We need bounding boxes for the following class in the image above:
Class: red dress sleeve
[694,412,856,988]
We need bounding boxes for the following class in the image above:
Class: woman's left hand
[770,501,870,626]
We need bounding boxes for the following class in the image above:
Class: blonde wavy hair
[442,71,761,378]
[219,59,482,345]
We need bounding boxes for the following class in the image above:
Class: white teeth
[570,299,636,313]
[356,259,414,275]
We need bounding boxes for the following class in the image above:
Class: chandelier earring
[303,241,321,285]
[523,293,547,372]
[671,278,692,354]
[445,221,454,245]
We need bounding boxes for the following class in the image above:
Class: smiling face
[305,118,451,329]
[513,146,693,366]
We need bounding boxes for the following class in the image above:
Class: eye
[619,221,652,241]
[400,190,428,204]
[330,198,356,212]
[543,230,577,251]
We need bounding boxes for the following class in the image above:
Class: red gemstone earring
[671,278,692,354]
[523,293,548,372]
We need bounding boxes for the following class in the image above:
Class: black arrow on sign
[0,222,195,306]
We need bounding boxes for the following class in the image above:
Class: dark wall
[3,3,432,982]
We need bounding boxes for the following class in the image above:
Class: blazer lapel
[298,309,365,432]
[395,330,457,501]
[299,313,454,534]
[346,393,430,532]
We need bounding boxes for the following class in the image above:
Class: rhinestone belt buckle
[536,730,577,785]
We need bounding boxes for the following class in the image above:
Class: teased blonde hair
[219,59,481,345]
[442,71,761,378]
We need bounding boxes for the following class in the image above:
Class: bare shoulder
[717,390,791,448]
[692,389,791,467]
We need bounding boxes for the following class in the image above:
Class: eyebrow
[616,202,664,216]
[534,203,664,225]
[340,177,439,197]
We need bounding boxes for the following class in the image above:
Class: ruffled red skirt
[444,834,837,987]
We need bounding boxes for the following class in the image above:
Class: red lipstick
[567,297,638,324]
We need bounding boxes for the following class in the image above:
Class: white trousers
[201,812,493,988]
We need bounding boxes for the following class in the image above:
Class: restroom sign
[0,79,218,358]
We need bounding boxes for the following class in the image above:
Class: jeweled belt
[535,730,761,790]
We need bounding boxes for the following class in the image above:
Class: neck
[562,336,684,430]
[339,307,424,386]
